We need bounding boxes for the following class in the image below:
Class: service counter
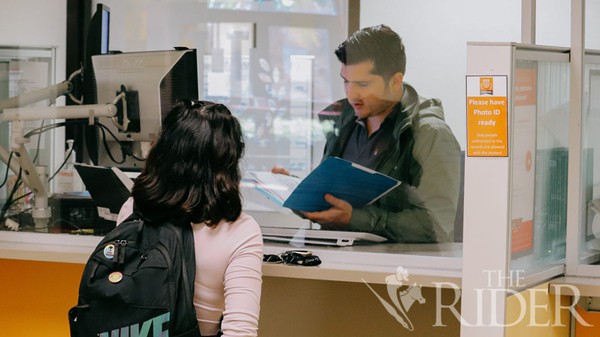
[2,229,567,289]
[0,230,576,337]
[0,230,463,286]
[0,229,466,337]
[262,241,462,286]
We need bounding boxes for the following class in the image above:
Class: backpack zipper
[113,240,128,266]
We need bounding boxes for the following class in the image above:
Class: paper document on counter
[247,157,401,212]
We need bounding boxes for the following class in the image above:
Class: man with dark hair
[277,24,461,243]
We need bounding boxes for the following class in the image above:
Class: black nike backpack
[68,213,201,337]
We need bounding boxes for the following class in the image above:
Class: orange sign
[466,96,508,156]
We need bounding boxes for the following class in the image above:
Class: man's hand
[271,166,290,176]
[302,194,352,229]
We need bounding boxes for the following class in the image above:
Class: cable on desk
[0,151,14,189]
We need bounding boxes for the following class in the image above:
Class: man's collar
[354,103,402,127]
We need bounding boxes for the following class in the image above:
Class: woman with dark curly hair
[118,99,263,337]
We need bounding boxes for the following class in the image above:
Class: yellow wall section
[259,276,462,337]
[1,259,463,337]
[0,259,84,337]
[505,283,570,337]
[0,259,576,337]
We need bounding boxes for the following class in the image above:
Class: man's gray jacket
[318,83,461,242]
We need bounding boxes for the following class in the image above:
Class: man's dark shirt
[341,110,398,169]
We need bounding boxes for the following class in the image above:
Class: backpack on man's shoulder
[68,213,201,337]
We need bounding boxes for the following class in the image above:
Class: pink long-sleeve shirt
[117,199,263,337]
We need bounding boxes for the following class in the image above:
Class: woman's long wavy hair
[131,99,245,226]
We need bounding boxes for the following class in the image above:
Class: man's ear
[391,72,404,89]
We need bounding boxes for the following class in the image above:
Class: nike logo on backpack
[98,312,170,337]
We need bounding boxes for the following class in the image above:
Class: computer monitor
[76,3,111,164]
[92,48,199,170]
[83,3,110,104]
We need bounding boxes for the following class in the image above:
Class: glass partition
[1,1,465,251]
[509,48,570,276]
[83,0,348,232]
[0,1,350,234]
[88,0,465,245]
[578,51,600,267]
[0,45,58,230]
[82,0,350,231]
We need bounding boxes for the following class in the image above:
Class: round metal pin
[103,244,115,260]
[108,271,123,283]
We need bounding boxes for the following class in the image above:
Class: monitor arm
[0,76,77,179]
[1,95,125,231]
[0,80,73,113]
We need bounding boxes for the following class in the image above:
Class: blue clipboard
[282,157,401,212]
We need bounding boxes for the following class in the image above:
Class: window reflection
[533,60,570,261]
[583,63,600,257]
[203,24,332,176]
[511,58,570,269]
[208,0,338,15]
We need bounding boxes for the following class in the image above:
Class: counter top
[263,241,463,286]
[0,230,463,286]
[549,276,600,297]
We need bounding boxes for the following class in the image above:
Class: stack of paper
[247,157,401,212]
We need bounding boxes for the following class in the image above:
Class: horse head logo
[363,266,426,331]
[399,283,426,311]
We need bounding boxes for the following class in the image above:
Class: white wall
[359,0,600,149]
[1,0,67,83]
[360,0,522,148]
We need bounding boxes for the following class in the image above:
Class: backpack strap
[179,221,196,302]
[125,206,199,334]
[124,207,196,307]
[119,205,144,227]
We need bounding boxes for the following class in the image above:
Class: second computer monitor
[92,48,199,170]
